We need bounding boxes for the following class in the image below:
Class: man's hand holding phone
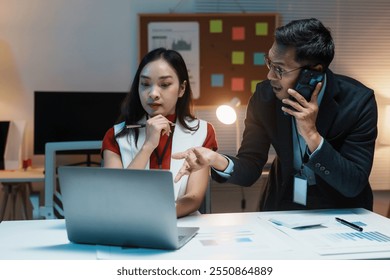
[293,69,324,102]
[283,68,324,113]
[282,69,324,153]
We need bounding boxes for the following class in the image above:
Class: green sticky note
[210,20,223,33]
[232,51,245,64]
[256,22,268,36]
[251,80,262,93]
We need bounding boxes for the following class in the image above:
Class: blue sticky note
[211,74,224,87]
[253,52,265,65]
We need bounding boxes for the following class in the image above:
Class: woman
[102,48,218,217]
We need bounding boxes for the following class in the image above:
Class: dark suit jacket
[212,69,377,211]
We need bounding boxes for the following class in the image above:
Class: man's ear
[312,64,323,72]
[179,80,187,97]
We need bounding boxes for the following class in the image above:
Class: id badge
[293,174,307,206]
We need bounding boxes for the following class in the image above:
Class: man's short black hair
[275,18,335,70]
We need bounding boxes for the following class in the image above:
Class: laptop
[58,166,199,250]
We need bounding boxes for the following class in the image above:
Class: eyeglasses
[264,55,306,80]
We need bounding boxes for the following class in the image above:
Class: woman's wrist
[141,142,155,154]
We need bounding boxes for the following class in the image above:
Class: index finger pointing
[171,151,188,160]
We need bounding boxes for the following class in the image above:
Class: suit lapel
[316,71,340,138]
[275,98,293,168]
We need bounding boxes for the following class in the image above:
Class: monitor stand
[67,153,101,167]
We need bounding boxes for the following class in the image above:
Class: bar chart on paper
[326,231,390,243]
[312,228,390,255]
[264,211,390,256]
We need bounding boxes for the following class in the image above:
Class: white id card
[293,175,307,206]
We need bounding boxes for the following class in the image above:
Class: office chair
[40,141,102,219]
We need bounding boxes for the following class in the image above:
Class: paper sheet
[96,224,294,260]
[267,211,390,255]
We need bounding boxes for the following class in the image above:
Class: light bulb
[216,104,237,125]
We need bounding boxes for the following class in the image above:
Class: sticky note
[256,22,268,36]
[232,27,245,40]
[232,51,245,64]
[210,20,223,33]
[232,78,244,91]
[211,74,224,87]
[251,80,262,93]
[253,52,265,65]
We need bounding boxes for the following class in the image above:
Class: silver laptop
[58,166,199,250]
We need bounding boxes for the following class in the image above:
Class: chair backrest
[40,141,102,219]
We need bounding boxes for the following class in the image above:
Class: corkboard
[139,13,279,106]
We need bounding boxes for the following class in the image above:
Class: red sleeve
[203,122,218,151]
[101,127,120,158]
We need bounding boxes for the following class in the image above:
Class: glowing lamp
[216,97,241,125]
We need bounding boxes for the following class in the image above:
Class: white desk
[0,168,44,221]
[1,208,390,260]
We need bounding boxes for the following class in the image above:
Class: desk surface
[0,168,45,183]
[1,208,390,260]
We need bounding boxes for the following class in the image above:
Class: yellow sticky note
[232,51,245,65]
[210,20,223,33]
[256,22,268,36]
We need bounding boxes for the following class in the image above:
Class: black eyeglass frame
[264,55,308,80]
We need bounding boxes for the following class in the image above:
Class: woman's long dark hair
[116,48,198,141]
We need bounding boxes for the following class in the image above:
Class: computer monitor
[34,91,126,155]
[0,121,10,169]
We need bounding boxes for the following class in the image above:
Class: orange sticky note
[232,27,245,40]
[232,78,245,91]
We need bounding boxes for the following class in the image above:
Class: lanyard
[292,119,306,175]
[153,127,175,169]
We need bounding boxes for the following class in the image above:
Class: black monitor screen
[34,91,127,155]
[0,121,10,169]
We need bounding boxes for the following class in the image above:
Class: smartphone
[292,69,324,102]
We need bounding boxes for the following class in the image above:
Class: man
[173,18,377,211]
